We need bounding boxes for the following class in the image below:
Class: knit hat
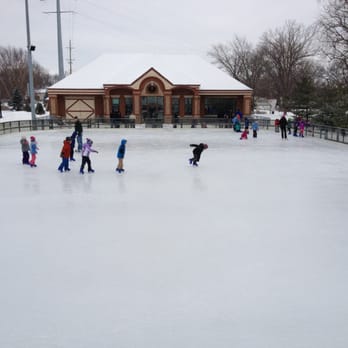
[30,136,35,141]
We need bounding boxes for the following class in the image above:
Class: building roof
[50,53,252,91]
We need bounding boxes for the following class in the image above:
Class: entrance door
[141,96,164,121]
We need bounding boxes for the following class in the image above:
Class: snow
[49,53,252,91]
[0,127,348,348]
[0,110,49,123]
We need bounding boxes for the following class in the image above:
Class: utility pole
[25,0,37,127]
[43,1,74,81]
[56,0,64,80]
[67,40,75,75]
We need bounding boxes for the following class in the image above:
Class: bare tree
[260,20,316,108]
[318,0,348,83]
[0,46,55,102]
[208,35,266,91]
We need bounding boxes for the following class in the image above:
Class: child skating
[189,143,208,166]
[116,139,127,173]
[29,135,39,167]
[80,138,98,174]
[240,129,248,140]
[20,136,30,165]
[58,136,71,172]
[252,120,259,138]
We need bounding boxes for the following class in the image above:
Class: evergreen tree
[11,88,23,111]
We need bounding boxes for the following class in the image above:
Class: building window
[125,96,133,116]
[204,97,236,118]
[172,96,179,116]
[111,97,120,116]
[184,97,192,115]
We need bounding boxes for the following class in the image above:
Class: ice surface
[0,128,347,348]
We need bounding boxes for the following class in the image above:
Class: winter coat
[117,139,127,159]
[71,131,77,148]
[30,141,38,155]
[74,120,83,135]
[190,143,206,157]
[81,142,97,157]
[279,116,288,128]
[240,130,248,139]
[20,138,30,152]
[252,121,259,131]
[60,140,71,159]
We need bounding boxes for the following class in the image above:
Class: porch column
[133,91,141,124]
[193,95,201,117]
[104,95,110,118]
[242,95,252,116]
[49,95,58,116]
[164,90,172,124]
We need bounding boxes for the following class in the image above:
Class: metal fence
[1,117,347,144]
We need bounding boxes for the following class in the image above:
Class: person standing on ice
[279,113,288,139]
[116,139,127,173]
[189,143,208,166]
[29,135,39,167]
[80,138,98,174]
[70,131,77,161]
[20,136,30,165]
[252,120,259,138]
[74,117,83,152]
[58,136,71,172]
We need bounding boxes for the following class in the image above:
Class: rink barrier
[0,117,347,144]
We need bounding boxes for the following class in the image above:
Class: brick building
[48,54,252,125]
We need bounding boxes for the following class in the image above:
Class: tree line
[208,0,348,127]
[0,46,57,110]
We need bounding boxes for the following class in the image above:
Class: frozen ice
[0,127,347,348]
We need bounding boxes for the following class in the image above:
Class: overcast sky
[1,0,322,75]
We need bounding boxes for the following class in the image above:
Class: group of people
[230,110,260,140]
[20,135,39,167]
[276,113,307,139]
[19,112,306,172]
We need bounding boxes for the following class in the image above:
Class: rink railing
[0,117,347,145]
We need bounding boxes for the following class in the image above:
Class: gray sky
[1,0,322,75]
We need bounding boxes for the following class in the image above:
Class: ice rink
[0,127,347,348]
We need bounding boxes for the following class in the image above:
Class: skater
[70,131,77,161]
[74,117,83,152]
[240,128,248,140]
[80,138,98,174]
[252,120,259,138]
[189,143,208,166]
[116,139,127,173]
[299,119,305,138]
[20,136,30,165]
[279,113,288,139]
[29,135,39,167]
[58,137,71,172]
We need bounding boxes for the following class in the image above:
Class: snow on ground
[0,110,49,123]
[0,127,347,348]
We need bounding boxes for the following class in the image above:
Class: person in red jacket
[58,137,71,172]
[240,128,248,140]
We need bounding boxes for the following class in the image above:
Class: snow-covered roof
[49,53,252,91]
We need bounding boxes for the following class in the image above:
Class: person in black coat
[74,117,83,151]
[189,143,208,166]
[279,113,288,139]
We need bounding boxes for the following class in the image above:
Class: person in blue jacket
[116,139,127,173]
